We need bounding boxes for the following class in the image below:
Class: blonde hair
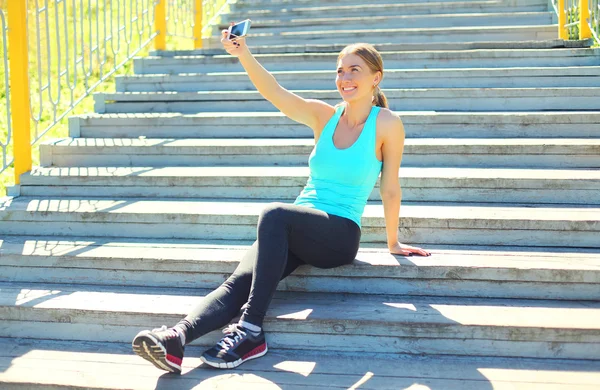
[337,43,388,108]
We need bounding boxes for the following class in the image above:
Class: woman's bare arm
[380,112,430,257]
[222,30,331,132]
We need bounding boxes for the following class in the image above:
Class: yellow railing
[7,1,32,189]
[0,0,230,191]
[1,7,13,180]
[554,0,600,43]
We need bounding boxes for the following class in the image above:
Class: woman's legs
[133,202,361,372]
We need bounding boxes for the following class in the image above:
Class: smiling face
[336,53,381,103]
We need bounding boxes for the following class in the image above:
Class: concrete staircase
[1,0,600,388]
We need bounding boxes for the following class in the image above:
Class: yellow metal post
[579,0,592,39]
[7,0,32,185]
[194,0,204,49]
[154,0,166,50]
[558,0,569,39]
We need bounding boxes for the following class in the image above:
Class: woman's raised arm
[221,28,330,132]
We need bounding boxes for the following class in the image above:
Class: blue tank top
[293,103,383,228]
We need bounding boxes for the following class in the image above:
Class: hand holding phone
[221,20,251,58]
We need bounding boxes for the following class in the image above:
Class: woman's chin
[340,93,356,101]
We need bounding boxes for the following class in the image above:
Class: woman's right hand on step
[221,23,249,58]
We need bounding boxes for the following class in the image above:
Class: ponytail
[372,86,388,108]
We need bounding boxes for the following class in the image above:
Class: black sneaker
[200,323,268,369]
[132,325,184,374]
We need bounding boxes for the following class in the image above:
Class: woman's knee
[258,202,288,228]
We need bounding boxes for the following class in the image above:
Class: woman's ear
[373,72,382,86]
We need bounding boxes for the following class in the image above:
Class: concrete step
[40,138,600,169]
[70,112,600,139]
[1,282,599,359]
[224,1,550,20]
[116,66,600,92]
[94,88,600,113]
[2,236,599,300]
[1,197,599,247]
[150,40,594,57]
[203,25,558,47]
[136,48,600,74]
[213,12,554,33]
[2,338,598,390]
[19,166,600,205]
[231,0,549,9]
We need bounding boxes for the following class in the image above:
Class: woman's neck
[342,100,373,129]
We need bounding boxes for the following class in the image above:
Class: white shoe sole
[132,330,182,374]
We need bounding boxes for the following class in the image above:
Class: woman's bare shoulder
[376,108,405,140]
[378,107,401,121]
[308,100,341,134]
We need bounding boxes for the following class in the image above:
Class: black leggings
[176,202,361,343]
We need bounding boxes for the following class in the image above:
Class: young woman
[132,27,431,374]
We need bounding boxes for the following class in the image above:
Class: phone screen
[229,20,249,39]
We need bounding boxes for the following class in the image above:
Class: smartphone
[227,19,251,40]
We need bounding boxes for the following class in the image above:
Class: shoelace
[217,324,247,351]
[152,325,178,339]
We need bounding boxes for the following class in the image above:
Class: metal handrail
[552,0,600,44]
[0,0,230,190]
[29,0,156,143]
